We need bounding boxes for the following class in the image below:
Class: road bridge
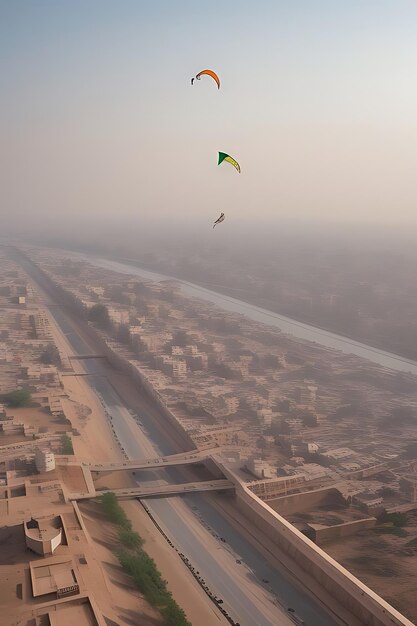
[71,479,234,501]
[86,450,213,472]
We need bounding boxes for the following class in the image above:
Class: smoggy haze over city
[1,0,417,236]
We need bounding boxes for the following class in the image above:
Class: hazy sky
[1,1,417,231]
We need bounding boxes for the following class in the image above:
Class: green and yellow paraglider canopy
[218,152,241,173]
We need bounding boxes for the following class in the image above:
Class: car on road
[288,608,305,625]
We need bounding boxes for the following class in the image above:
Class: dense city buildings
[1,245,417,624]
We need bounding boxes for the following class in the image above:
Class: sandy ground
[80,501,163,626]
[325,525,417,623]
[122,499,230,626]
[82,492,230,626]
[0,405,70,444]
[43,307,121,463]
[43,304,229,626]
[86,466,229,626]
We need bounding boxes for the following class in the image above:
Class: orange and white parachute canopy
[194,69,220,89]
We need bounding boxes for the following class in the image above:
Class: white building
[246,457,276,480]
[24,515,62,556]
[35,448,56,473]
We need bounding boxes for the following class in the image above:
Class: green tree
[172,330,189,347]
[61,433,74,454]
[276,399,291,413]
[88,304,110,329]
[263,353,282,368]
[100,492,131,529]
[107,285,130,305]
[379,512,408,527]
[101,496,191,626]
[161,599,190,626]
[40,344,61,365]
[3,388,31,407]
[301,411,318,427]
[118,527,144,550]
[116,323,131,345]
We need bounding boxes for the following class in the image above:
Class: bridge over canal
[70,479,234,501]
[85,450,214,473]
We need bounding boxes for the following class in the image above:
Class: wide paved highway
[24,258,340,626]
[88,367,338,626]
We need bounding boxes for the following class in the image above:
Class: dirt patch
[4,405,69,439]
[58,465,87,493]
[326,522,417,622]
[0,524,28,565]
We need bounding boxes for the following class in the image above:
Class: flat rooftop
[49,600,98,626]
[30,557,77,597]
[25,514,62,543]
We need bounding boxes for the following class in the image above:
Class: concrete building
[87,285,105,297]
[24,514,63,555]
[172,358,187,379]
[40,365,60,385]
[307,518,376,546]
[246,457,276,479]
[35,448,56,473]
[49,396,64,416]
[24,364,60,386]
[142,332,172,353]
[0,420,25,435]
[33,312,53,339]
[183,348,209,371]
[400,476,417,503]
[299,463,331,481]
[248,473,306,500]
[321,447,357,462]
[199,393,239,419]
[354,492,384,513]
[108,307,129,326]
[190,425,241,449]
[224,396,239,414]
[155,355,187,379]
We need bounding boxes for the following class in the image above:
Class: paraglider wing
[213,212,225,228]
[196,69,220,89]
[218,151,241,173]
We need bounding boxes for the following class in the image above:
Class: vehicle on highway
[288,608,305,625]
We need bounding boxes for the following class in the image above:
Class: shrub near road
[100,493,191,626]
[60,433,74,454]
